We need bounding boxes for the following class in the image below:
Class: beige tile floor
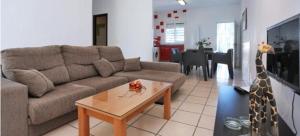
[43,65,247,136]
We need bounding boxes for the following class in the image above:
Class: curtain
[217,22,235,52]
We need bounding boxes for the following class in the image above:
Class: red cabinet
[155,45,184,62]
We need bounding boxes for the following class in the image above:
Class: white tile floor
[43,65,247,136]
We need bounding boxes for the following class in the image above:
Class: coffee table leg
[113,119,126,136]
[78,107,90,136]
[164,87,171,120]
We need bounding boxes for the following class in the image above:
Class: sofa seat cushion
[28,83,96,125]
[71,76,128,93]
[114,70,186,92]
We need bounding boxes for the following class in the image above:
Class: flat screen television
[267,14,300,93]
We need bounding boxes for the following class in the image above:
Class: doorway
[93,14,108,45]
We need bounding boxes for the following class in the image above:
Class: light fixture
[177,0,187,5]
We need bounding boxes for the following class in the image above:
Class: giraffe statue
[249,42,278,132]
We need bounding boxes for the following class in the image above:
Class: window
[165,23,184,43]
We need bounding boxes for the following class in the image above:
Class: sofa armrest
[141,61,181,72]
[1,78,28,136]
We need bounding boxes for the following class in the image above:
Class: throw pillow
[93,58,116,77]
[124,57,141,72]
[10,69,55,97]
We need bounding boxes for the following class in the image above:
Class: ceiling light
[177,0,187,5]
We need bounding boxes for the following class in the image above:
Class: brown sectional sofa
[1,45,186,136]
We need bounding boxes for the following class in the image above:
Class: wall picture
[242,8,247,30]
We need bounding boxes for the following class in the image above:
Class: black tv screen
[267,14,300,91]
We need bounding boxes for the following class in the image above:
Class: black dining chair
[211,49,234,79]
[171,48,183,72]
[204,48,213,60]
[171,48,182,63]
[183,47,209,81]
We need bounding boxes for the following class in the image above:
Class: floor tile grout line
[90,121,104,129]
[129,125,159,135]
[68,121,103,130]
[139,109,201,127]
[185,77,214,136]
[192,79,215,136]
[74,74,215,135]
[84,80,214,136]
[143,107,177,119]
[168,119,199,127]
[45,67,244,136]
[128,104,156,126]
[128,113,145,126]
[154,79,200,136]
[129,80,198,135]
[175,108,205,114]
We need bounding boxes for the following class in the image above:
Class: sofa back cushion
[124,57,141,72]
[98,46,125,72]
[1,46,70,85]
[62,45,100,81]
[93,58,116,77]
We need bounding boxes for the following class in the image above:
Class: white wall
[185,4,241,50]
[184,4,242,67]
[93,0,153,61]
[1,0,93,50]
[241,0,300,134]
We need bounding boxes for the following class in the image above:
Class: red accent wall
[155,45,184,61]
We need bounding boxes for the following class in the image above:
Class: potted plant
[196,37,211,49]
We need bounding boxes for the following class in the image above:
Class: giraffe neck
[256,51,267,78]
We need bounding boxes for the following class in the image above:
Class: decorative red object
[175,16,179,19]
[129,80,143,91]
[160,21,164,26]
[183,9,187,13]
[154,36,161,46]
[156,25,160,29]
[154,15,158,19]
[168,13,172,18]
[161,28,164,33]
[173,10,177,13]
[156,45,184,61]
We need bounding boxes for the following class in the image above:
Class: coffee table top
[76,79,172,118]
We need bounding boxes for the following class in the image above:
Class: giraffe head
[258,42,275,54]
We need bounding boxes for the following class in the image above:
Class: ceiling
[153,0,241,12]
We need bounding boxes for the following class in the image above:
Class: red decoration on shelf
[175,16,179,19]
[154,15,158,19]
[154,36,161,46]
[156,25,160,29]
[183,9,187,13]
[161,28,164,33]
[160,21,164,26]
[173,10,177,13]
[168,13,172,18]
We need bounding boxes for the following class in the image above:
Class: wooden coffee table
[75,79,172,136]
